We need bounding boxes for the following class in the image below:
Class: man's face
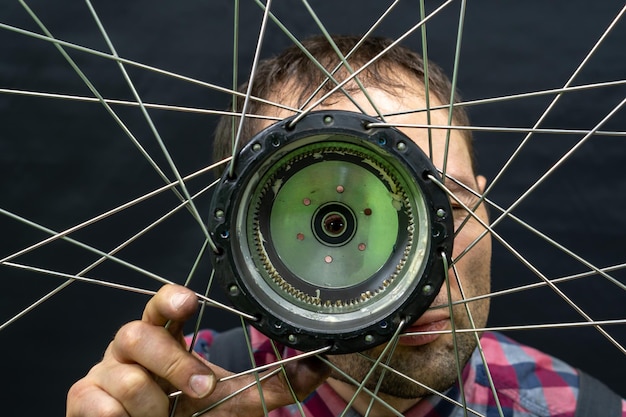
[262,75,492,399]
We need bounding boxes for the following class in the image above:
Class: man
[66,36,624,417]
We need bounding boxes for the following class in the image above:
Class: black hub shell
[208,110,453,354]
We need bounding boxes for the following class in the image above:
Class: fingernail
[189,374,213,398]
[171,292,190,311]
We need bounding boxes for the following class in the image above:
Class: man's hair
[213,35,474,169]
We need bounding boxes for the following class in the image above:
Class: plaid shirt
[189,330,626,417]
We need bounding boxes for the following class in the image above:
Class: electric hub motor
[208,110,453,354]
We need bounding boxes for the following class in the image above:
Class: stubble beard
[327,330,478,399]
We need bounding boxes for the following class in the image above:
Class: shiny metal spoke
[0,21,297,114]
[0,160,226,266]
[0,179,217,332]
[443,172,625,292]
[2,261,255,321]
[473,4,626,212]
[83,0,211,242]
[384,79,626,118]
[228,0,274,177]
[450,261,504,417]
[0,87,282,121]
[429,174,626,355]
[1,1,624,416]
[288,0,455,126]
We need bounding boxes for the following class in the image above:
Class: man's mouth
[397,317,449,346]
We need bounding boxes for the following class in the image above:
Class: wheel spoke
[478,4,626,204]
[450,261,504,417]
[443,172,625,291]
[0,161,225,266]
[1,1,624,415]
[228,0,274,177]
[0,21,298,113]
[384,79,626,117]
[442,253,473,417]
[429,175,626,355]
[83,0,213,241]
[252,0,374,117]
[289,0,455,126]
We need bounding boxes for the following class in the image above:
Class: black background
[1,1,625,414]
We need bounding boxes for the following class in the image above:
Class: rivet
[422,284,434,296]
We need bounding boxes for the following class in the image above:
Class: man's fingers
[94,361,169,417]
[141,284,198,329]
[67,378,130,417]
[110,320,216,399]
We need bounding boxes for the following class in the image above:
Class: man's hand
[67,284,330,417]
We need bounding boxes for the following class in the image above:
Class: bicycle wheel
[0,1,624,416]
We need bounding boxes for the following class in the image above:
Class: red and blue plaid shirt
[189,329,625,417]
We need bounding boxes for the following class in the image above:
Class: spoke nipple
[364,334,375,343]
[214,209,225,220]
[323,115,333,125]
[436,208,446,219]
[288,334,297,343]
[252,143,262,152]
[269,133,282,147]
[397,141,407,151]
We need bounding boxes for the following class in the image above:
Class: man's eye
[451,205,471,226]
[451,204,467,214]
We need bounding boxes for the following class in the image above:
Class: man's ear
[476,175,487,193]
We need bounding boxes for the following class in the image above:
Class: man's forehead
[258,78,477,183]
